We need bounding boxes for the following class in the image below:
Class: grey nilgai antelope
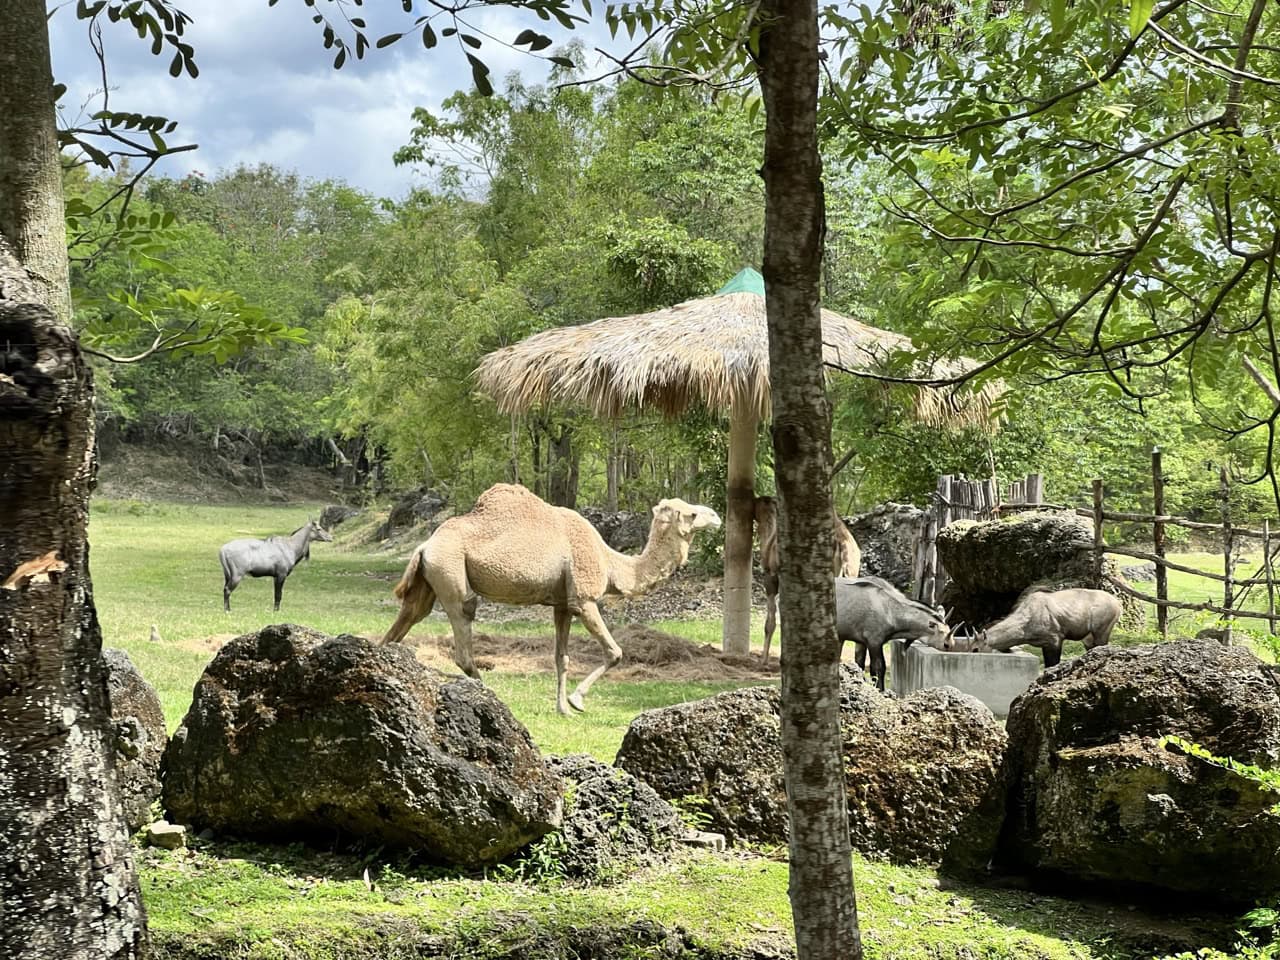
[219,518,332,612]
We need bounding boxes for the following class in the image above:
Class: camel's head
[651,499,721,561]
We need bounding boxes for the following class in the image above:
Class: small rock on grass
[146,820,187,850]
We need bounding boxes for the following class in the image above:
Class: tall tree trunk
[0,4,147,957]
[758,1,863,957]
[530,420,543,497]
[722,401,757,654]
[548,422,577,507]
[606,428,620,512]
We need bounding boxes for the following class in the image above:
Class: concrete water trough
[887,638,1041,719]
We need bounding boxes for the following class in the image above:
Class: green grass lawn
[90,499,1246,959]
[142,840,1218,960]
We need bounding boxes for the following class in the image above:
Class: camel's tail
[392,546,426,601]
[384,546,436,645]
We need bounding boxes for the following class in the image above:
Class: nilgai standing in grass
[219,518,332,612]
[382,483,721,715]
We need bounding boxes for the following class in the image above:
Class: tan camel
[753,495,861,662]
[382,483,721,715]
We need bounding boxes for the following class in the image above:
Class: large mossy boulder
[103,648,167,833]
[616,685,785,846]
[995,640,1280,905]
[542,754,686,882]
[937,511,1139,628]
[615,670,1006,864]
[161,624,562,864]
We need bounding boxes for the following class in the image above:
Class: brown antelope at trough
[979,587,1122,667]
[754,495,861,661]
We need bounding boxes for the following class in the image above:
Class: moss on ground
[140,843,1233,960]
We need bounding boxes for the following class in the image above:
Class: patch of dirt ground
[409,624,781,682]
[180,624,781,683]
[97,444,341,504]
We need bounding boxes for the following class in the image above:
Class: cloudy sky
[48,0,604,199]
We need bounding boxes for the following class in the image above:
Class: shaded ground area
[98,444,340,505]
[413,625,781,682]
[181,625,782,683]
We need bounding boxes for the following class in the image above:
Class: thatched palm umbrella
[476,267,990,655]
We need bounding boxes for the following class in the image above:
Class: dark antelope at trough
[837,576,950,691]
[219,518,333,612]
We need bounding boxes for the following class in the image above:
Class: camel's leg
[567,601,622,713]
[762,571,779,661]
[382,576,437,645]
[443,595,481,681]
[553,606,573,716]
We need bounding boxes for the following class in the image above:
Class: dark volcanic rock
[840,683,1007,865]
[161,624,562,863]
[319,504,360,529]
[377,487,447,539]
[996,640,1280,905]
[847,502,926,591]
[578,507,652,553]
[616,686,786,846]
[616,672,1006,864]
[542,754,686,881]
[103,648,167,833]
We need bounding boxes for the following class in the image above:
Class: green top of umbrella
[715,267,765,297]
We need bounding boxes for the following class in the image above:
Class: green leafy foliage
[821,0,1280,508]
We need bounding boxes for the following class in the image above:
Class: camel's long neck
[607,517,688,597]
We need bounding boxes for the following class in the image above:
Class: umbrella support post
[723,405,757,656]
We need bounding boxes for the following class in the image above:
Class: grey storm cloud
[47,0,594,198]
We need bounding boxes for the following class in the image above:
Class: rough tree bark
[758,0,863,957]
[0,3,147,957]
[722,400,757,654]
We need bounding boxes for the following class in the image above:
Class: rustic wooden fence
[1082,448,1280,644]
[914,472,1053,606]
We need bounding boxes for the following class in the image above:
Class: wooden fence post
[1221,466,1234,646]
[1027,473,1044,505]
[932,474,954,603]
[1266,519,1276,636]
[1152,447,1168,640]
[1092,478,1105,585]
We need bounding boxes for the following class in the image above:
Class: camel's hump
[472,483,556,515]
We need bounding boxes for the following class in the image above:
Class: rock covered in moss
[103,648,167,834]
[839,682,1007,864]
[994,640,1280,904]
[540,754,685,881]
[937,512,1141,629]
[161,624,561,864]
[616,671,1006,864]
